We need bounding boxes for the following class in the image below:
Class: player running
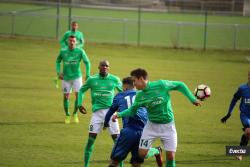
[56,35,91,124]
[77,60,122,167]
[112,68,201,167]
[221,70,250,160]
[60,21,84,49]
[104,77,163,167]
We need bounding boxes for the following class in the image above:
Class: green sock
[73,100,78,115]
[166,160,176,167]
[63,98,70,116]
[84,136,96,167]
[145,147,160,158]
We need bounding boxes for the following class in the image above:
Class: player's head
[98,60,110,77]
[130,68,148,90]
[68,35,76,50]
[122,77,134,91]
[71,21,78,31]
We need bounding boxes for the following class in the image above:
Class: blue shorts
[111,127,144,164]
[240,113,250,128]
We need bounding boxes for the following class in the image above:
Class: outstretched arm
[104,96,119,128]
[221,90,241,123]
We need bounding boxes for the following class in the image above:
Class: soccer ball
[194,84,211,100]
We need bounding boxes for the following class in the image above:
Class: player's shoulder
[89,74,99,79]
[239,83,250,90]
[64,30,71,36]
[118,90,136,98]
[108,74,121,82]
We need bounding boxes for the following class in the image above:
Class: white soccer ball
[194,84,211,100]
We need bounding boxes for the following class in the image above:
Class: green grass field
[0,36,250,167]
[0,2,250,49]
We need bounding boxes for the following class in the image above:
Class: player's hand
[193,99,201,106]
[58,73,64,80]
[78,106,87,114]
[111,113,118,122]
[103,123,109,130]
[221,114,231,123]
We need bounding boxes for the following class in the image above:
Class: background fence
[0,0,250,50]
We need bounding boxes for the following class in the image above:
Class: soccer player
[112,68,201,167]
[77,60,122,167]
[221,70,250,160]
[56,35,91,124]
[104,77,163,167]
[60,21,84,49]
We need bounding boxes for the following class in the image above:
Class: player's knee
[108,159,119,167]
[64,93,70,99]
[245,128,250,138]
[166,151,175,160]
[138,149,147,159]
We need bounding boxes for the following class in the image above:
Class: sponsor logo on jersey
[151,97,164,106]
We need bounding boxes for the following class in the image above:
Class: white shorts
[89,108,120,135]
[62,77,82,93]
[139,121,177,152]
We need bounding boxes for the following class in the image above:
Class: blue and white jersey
[228,83,250,116]
[104,89,147,131]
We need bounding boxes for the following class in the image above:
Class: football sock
[63,98,70,116]
[145,147,160,158]
[73,100,78,115]
[166,160,176,167]
[240,134,249,146]
[84,136,96,167]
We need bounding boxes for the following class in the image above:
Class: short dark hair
[69,35,76,39]
[122,77,134,86]
[130,68,148,80]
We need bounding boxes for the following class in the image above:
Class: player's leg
[130,130,144,167]
[138,121,163,166]
[72,77,82,123]
[108,113,123,167]
[237,116,250,160]
[84,133,97,167]
[165,151,175,167]
[240,115,250,146]
[108,128,133,167]
[62,80,72,123]
[84,110,103,167]
[161,122,177,167]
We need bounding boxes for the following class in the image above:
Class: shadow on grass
[177,158,234,165]
[61,159,109,165]
[0,121,63,125]
[181,141,237,145]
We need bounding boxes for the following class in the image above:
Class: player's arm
[78,32,84,48]
[166,80,200,105]
[55,52,63,79]
[81,49,91,79]
[221,89,241,123]
[77,78,91,108]
[104,96,119,128]
[60,33,68,48]
[115,78,123,92]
